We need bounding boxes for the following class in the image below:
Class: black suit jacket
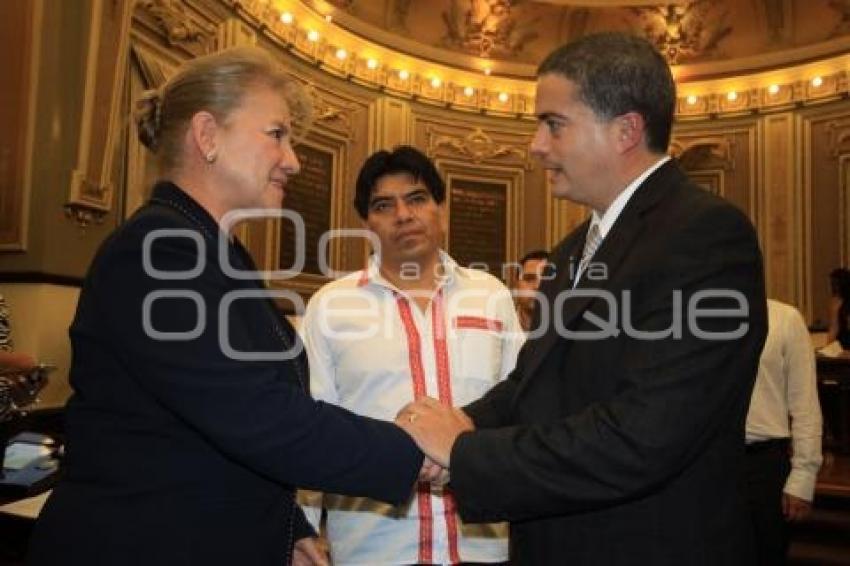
[30,182,421,566]
[450,160,767,565]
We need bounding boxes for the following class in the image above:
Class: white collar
[589,155,671,239]
[360,250,460,291]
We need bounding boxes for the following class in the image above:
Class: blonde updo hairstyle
[134,46,311,173]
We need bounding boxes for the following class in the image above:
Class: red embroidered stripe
[453,315,503,332]
[431,291,461,564]
[356,269,369,287]
[395,295,432,563]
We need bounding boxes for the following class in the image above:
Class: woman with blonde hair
[30,47,421,566]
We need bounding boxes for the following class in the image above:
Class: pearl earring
[205,151,217,163]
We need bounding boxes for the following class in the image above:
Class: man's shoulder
[306,270,371,309]
[453,264,511,292]
[315,270,367,293]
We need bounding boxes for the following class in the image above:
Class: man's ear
[188,111,219,162]
[614,111,645,153]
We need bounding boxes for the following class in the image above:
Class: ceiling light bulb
[768,84,780,95]
[430,77,442,88]
[366,58,378,70]
[280,12,293,24]
[307,30,319,42]
[483,67,492,76]
[498,92,509,103]
[812,76,823,88]
[398,69,409,80]
[727,91,738,101]
[686,95,698,105]
[463,86,475,97]
[335,48,347,60]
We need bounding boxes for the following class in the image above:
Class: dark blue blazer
[30,182,421,565]
[451,160,768,565]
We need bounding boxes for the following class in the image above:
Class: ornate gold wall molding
[827,116,850,157]
[425,126,532,170]
[304,84,360,140]
[670,136,736,171]
[137,0,217,54]
[0,0,41,251]
[797,104,850,325]
[64,0,135,228]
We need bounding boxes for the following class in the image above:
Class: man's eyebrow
[536,112,567,122]
[369,195,392,206]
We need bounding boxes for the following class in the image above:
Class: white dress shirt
[574,155,671,285]
[746,299,823,501]
[299,251,524,565]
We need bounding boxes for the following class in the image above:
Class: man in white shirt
[300,146,523,565]
[746,299,823,564]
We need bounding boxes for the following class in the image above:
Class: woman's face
[213,85,300,211]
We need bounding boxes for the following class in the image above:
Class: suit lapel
[518,160,682,384]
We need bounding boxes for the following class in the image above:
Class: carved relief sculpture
[427,127,530,168]
[441,0,538,58]
[829,0,850,37]
[137,0,215,52]
[631,0,732,64]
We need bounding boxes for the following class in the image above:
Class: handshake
[394,396,475,484]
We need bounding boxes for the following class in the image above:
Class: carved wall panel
[0,0,38,250]
[760,112,801,307]
[64,0,134,228]
[671,123,758,221]
[439,161,523,276]
[803,106,850,325]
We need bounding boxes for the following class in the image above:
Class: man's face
[516,258,547,294]
[530,74,619,211]
[364,172,445,268]
[516,257,547,311]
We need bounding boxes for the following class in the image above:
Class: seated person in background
[746,299,823,565]
[826,268,850,345]
[0,292,47,421]
[29,47,422,566]
[822,268,850,356]
[0,293,36,372]
[299,146,523,565]
[513,249,549,333]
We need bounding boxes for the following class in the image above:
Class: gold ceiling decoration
[238,0,850,119]
[631,1,731,65]
[440,0,539,59]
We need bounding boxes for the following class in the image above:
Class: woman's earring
[205,151,217,163]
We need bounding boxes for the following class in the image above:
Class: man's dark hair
[520,249,549,266]
[354,145,445,219]
[537,32,676,153]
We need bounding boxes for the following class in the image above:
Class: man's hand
[292,536,329,566]
[782,493,813,522]
[396,396,474,468]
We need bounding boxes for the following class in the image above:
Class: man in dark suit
[399,32,767,565]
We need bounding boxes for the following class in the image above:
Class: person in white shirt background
[299,145,523,566]
[745,298,823,565]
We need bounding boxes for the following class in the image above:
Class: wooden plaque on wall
[279,144,333,275]
[448,178,507,278]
